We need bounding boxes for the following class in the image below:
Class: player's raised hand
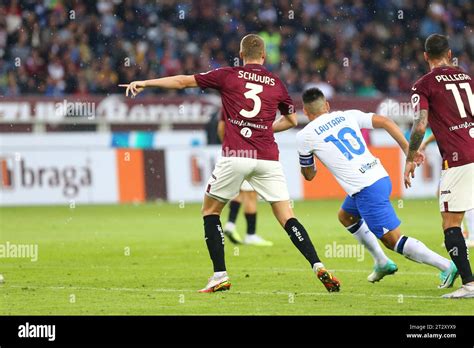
[118,81,146,97]
[404,161,417,188]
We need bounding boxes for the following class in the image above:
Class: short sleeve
[345,110,374,129]
[411,78,429,112]
[296,130,315,167]
[278,82,295,115]
[194,68,226,90]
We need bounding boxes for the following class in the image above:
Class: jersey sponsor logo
[229,118,268,130]
[448,121,474,132]
[440,190,452,195]
[237,70,276,86]
[240,127,252,138]
[358,158,379,173]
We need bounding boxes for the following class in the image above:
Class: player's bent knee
[202,195,226,216]
[381,230,401,250]
[338,209,358,227]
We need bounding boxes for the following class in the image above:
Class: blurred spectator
[0,0,472,96]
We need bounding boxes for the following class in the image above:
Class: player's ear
[423,52,429,62]
[239,51,243,60]
[303,106,308,117]
[447,49,452,60]
[326,101,330,112]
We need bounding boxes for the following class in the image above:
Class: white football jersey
[296,110,388,196]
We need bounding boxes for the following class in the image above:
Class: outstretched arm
[404,109,429,188]
[119,75,198,97]
[419,133,436,152]
[372,114,409,155]
[273,113,298,133]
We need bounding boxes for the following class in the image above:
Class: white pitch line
[7,284,443,299]
[244,267,439,276]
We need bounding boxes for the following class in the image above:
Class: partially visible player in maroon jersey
[119,34,340,294]
[405,34,474,298]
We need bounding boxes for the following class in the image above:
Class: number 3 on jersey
[324,127,366,160]
[240,82,263,118]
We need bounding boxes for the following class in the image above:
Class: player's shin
[225,200,241,232]
[203,215,226,273]
[347,219,389,266]
[245,213,256,235]
[284,218,321,266]
[444,227,474,284]
[395,235,451,271]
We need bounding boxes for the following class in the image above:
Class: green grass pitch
[1,199,472,315]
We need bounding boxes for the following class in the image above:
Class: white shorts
[439,162,474,212]
[240,180,254,192]
[206,157,290,203]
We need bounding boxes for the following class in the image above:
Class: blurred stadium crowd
[1,0,473,97]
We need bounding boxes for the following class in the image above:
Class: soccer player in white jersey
[296,88,458,288]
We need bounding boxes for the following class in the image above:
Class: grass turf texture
[1,199,471,315]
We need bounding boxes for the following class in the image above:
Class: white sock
[224,222,235,232]
[213,271,227,278]
[313,262,325,271]
[464,210,474,241]
[348,220,389,266]
[396,236,450,271]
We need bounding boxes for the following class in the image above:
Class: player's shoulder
[412,70,434,90]
[338,109,371,119]
[198,66,234,76]
[296,122,315,141]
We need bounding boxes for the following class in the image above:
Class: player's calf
[382,229,457,288]
[284,217,340,292]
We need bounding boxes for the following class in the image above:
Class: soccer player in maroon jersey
[119,34,340,293]
[404,34,474,298]
[217,115,273,246]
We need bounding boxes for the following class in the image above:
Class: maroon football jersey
[411,66,474,169]
[195,64,294,161]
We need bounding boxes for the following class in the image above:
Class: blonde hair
[240,34,265,60]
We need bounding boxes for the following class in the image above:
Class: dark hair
[302,87,325,104]
[425,34,450,59]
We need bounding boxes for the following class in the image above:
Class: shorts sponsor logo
[440,190,451,195]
